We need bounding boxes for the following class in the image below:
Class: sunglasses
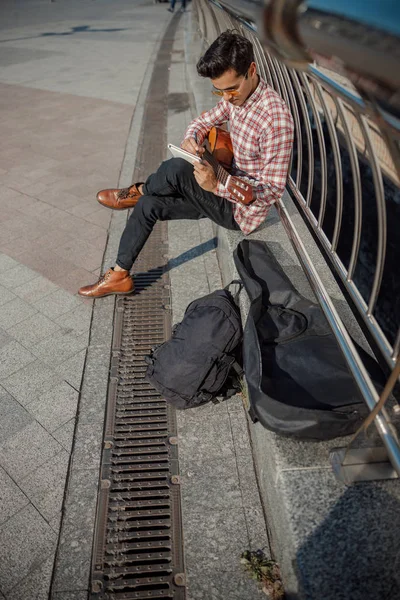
[212,71,249,97]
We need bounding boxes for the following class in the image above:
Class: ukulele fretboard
[203,149,229,186]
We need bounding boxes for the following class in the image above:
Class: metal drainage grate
[90,222,185,600]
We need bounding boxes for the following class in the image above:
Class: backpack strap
[231,359,244,377]
[224,279,243,304]
[194,390,213,405]
[248,405,258,423]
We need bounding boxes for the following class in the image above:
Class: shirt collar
[234,77,267,112]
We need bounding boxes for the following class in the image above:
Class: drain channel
[90,222,185,600]
[90,13,185,598]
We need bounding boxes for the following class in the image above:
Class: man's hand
[181,138,205,157]
[193,160,218,193]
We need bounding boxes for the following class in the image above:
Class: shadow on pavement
[134,237,218,293]
[165,237,217,271]
[0,24,129,43]
[294,485,400,600]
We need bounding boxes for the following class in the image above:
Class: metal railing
[193,0,400,481]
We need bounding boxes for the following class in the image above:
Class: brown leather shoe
[78,268,134,298]
[97,182,144,210]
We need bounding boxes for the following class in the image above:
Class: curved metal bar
[300,72,328,228]
[281,64,303,188]
[254,35,273,86]
[311,80,343,252]
[333,98,363,282]
[221,5,237,31]
[208,3,222,42]
[272,59,295,176]
[252,34,270,84]
[210,3,227,34]
[356,115,387,317]
[265,52,282,96]
[195,0,206,40]
[290,69,314,206]
[289,166,397,369]
[393,329,400,361]
[272,57,291,111]
[209,0,258,33]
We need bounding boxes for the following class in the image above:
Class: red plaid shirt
[184,78,294,235]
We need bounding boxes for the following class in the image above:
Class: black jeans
[116,158,240,271]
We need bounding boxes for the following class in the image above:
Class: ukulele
[204,126,255,205]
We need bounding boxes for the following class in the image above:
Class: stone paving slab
[1,359,63,407]
[0,338,36,379]
[31,289,82,320]
[179,455,244,511]
[0,421,63,485]
[31,328,89,367]
[53,419,75,454]
[0,466,29,528]
[19,450,70,522]
[0,295,38,329]
[0,329,12,350]
[13,275,58,303]
[0,285,16,306]
[8,311,61,346]
[28,381,79,433]
[183,507,252,574]
[0,387,33,443]
[0,504,57,595]
[56,303,92,336]
[178,407,236,459]
[186,567,263,600]
[12,555,55,600]
[55,348,87,391]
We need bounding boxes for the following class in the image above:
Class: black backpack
[234,240,384,440]
[145,286,243,409]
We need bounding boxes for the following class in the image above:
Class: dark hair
[196,30,254,79]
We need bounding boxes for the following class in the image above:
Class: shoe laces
[98,270,112,284]
[116,182,143,201]
[117,186,134,200]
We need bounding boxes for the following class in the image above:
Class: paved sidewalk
[0,1,169,597]
[0,2,269,598]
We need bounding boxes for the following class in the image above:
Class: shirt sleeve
[216,113,294,206]
[183,100,231,145]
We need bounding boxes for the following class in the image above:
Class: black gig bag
[234,239,382,440]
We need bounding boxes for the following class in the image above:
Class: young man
[79,30,294,298]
